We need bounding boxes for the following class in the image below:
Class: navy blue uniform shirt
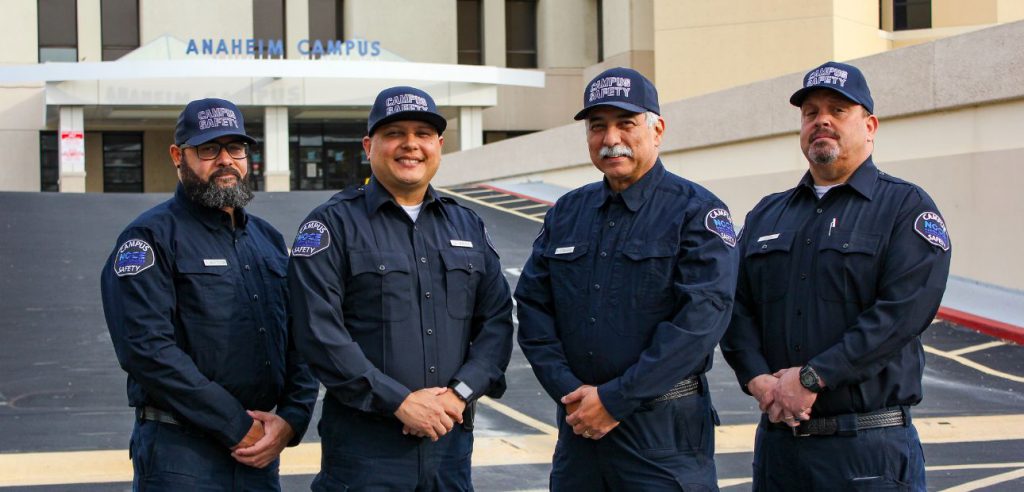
[287,178,514,415]
[101,184,318,448]
[721,158,952,416]
[515,161,739,421]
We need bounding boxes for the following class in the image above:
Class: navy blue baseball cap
[574,67,660,120]
[174,98,255,146]
[367,86,447,136]
[790,61,874,114]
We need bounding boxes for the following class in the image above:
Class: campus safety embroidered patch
[705,208,737,248]
[114,239,155,277]
[292,220,331,257]
[914,211,950,251]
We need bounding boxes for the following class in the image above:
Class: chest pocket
[816,229,881,303]
[348,251,412,322]
[260,255,289,333]
[541,242,589,334]
[440,249,487,320]
[621,240,677,317]
[743,232,795,303]
[175,257,235,323]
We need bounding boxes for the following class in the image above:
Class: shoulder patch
[705,208,737,248]
[292,220,331,257]
[114,239,155,277]
[914,211,950,251]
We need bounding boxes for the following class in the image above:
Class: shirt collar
[796,156,878,201]
[594,159,666,212]
[174,183,248,231]
[365,176,440,215]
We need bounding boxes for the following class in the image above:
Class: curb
[937,306,1024,345]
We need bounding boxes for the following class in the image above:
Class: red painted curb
[477,184,556,206]
[937,306,1024,345]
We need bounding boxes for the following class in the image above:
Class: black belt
[773,407,906,437]
[137,406,182,426]
[649,376,701,404]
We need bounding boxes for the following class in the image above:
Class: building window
[253,0,286,58]
[101,0,139,60]
[505,0,537,68]
[290,122,369,191]
[893,0,931,31]
[458,0,483,65]
[309,0,343,57]
[103,133,144,193]
[38,0,78,62]
[40,132,59,192]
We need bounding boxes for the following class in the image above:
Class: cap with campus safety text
[367,86,447,136]
[789,61,874,114]
[574,67,660,120]
[174,98,255,146]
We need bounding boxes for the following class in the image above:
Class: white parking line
[923,345,1024,384]
[939,466,1024,491]
[439,187,544,223]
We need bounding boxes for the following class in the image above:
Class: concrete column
[482,0,506,66]
[263,106,291,191]
[458,106,483,151]
[58,106,86,193]
[78,0,102,62]
[286,0,310,59]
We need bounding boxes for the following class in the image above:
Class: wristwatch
[449,380,474,402]
[799,365,823,393]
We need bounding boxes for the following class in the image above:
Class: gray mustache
[599,145,633,158]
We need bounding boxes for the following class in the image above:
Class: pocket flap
[264,256,288,277]
[745,232,795,257]
[622,241,676,261]
[439,249,486,274]
[349,251,411,275]
[820,230,880,255]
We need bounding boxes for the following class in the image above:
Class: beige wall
[934,0,997,27]
[0,89,46,191]
[84,132,103,192]
[998,0,1024,22]
[537,0,598,69]
[140,0,253,45]
[2,0,38,63]
[144,130,177,193]
[78,0,102,62]
[653,0,843,102]
[346,0,457,63]
[482,0,506,66]
[483,68,584,131]
[285,0,310,59]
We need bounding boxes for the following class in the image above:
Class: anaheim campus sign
[185,38,383,58]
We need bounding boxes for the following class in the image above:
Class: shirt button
[593,284,600,290]
[794,344,802,352]
[588,317,596,324]
[378,264,386,271]
[608,221,615,227]
[816,208,823,214]
[800,273,807,280]
[264,360,270,366]
[805,238,812,245]
[252,294,259,301]
[428,366,436,373]
[258,327,266,333]
[244,264,251,271]
[426,329,433,335]
[761,244,768,250]
[587,351,594,358]
[842,243,850,249]
[468,263,474,270]
[424,291,431,299]
[420,257,427,263]
[600,251,608,258]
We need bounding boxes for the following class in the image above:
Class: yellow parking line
[947,340,1006,357]
[923,345,1024,383]
[478,396,558,435]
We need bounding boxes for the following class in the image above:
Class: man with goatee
[101,98,317,491]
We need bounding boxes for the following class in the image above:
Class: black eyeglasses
[184,141,250,160]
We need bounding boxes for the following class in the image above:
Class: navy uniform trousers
[752,412,925,491]
[551,384,719,492]
[130,420,280,492]
[310,398,473,492]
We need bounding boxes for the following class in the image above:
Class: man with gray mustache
[515,67,739,490]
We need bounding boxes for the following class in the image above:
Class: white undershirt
[401,202,424,222]
[813,184,840,199]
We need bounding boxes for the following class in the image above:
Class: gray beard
[809,143,839,166]
[180,163,254,210]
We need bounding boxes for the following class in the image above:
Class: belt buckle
[791,424,811,437]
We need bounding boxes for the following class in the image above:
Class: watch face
[800,371,815,387]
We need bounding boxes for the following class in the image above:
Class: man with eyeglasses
[100,98,318,491]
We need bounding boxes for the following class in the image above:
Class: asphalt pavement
[0,189,1022,491]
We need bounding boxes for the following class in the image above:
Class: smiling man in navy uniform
[720,61,952,491]
[288,86,514,491]
[514,67,739,490]
[101,98,318,491]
